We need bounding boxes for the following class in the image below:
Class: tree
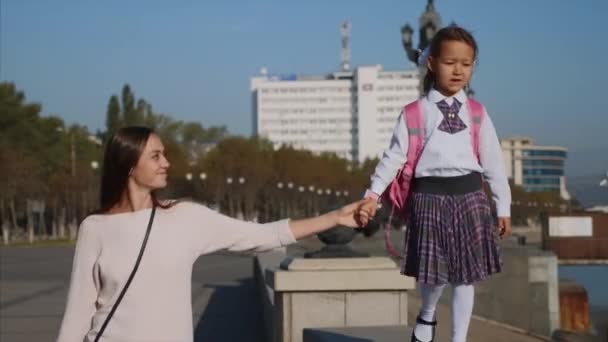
[106,95,121,135]
[134,98,147,126]
[0,82,102,243]
[121,84,137,126]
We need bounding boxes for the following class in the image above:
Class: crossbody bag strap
[94,205,157,342]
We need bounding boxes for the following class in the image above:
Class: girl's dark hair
[99,126,172,213]
[422,25,478,95]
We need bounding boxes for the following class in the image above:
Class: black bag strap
[94,205,156,342]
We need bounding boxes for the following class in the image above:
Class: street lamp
[277,182,284,189]
[185,173,193,181]
[90,161,99,170]
[239,177,245,184]
[199,172,207,181]
[226,177,233,184]
[400,24,414,57]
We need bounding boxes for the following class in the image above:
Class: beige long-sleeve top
[56,201,295,342]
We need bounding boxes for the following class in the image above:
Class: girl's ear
[426,56,435,73]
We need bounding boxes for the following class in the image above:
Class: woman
[57,126,369,342]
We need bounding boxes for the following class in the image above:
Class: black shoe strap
[416,316,437,326]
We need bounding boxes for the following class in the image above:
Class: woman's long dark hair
[422,25,478,96]
[99,126,172,213]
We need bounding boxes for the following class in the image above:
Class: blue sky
[2,0,607,180]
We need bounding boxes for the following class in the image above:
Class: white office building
[251,65,419,162]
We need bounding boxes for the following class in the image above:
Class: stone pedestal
[255,252,415,342]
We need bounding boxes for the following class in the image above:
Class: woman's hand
[288,200,372,240]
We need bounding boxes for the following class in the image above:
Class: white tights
[413,283,474,342]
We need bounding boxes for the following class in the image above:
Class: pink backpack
[382,98,486,258]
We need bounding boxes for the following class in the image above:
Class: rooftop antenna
[340,21,351,71]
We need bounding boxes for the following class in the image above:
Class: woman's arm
[183,200,367,257]
[56,220,100,342]
[288,199,366,239]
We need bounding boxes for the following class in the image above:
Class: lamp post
[400,24,417,65]
[237,177,245,219]
[308,185,316,216]
[400,0,444,95]
[277,182,286,217]
[225,177,234,216]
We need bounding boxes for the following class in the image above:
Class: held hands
[352,197,379,227]
[333,199,374,228]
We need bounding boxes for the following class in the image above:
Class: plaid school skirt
[400,173,502,285]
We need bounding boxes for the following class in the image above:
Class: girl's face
[130,134,170,190]
[427,40,475,96]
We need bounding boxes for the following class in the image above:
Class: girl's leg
[451,284,475,342]
[415,282,446,341]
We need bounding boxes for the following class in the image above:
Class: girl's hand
[356,198,379,226]
[497,217,511,238]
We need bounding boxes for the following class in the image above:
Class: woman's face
[130,134,170,190]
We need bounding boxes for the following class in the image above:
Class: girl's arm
[366,110,410,199]
[479,111,512,218]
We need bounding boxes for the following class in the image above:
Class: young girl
[56,126,368,342]
[358,26,511,342]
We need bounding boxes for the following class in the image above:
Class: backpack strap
[466,98,485,162]
[383,100,425,259]
[403,100,425,168]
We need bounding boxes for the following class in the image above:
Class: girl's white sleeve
[479,110,512,217]
[368,110,409,197]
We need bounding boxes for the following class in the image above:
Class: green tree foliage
[0,82,102,242]
[105,95,121,136]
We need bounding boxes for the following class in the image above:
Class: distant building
[251,65,419,162]
[501,137,570,199]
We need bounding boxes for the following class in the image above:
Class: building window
[522,150,567,158]
[523,169,564,176]
[523,177,561,185]
[522,160,564,167]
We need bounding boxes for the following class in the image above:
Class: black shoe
[410,316,437,342]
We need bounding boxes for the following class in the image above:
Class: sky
[2,0,607,197]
